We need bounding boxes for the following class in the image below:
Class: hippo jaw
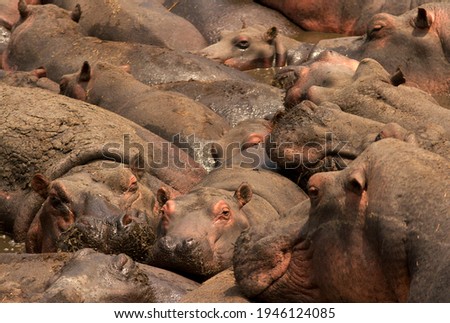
[233,225,320,302]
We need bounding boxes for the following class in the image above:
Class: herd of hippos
[0,0,449,303]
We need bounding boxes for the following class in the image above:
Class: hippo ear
[129,153,145,180]
[120,64,131,74]
[346,170,366,196]
[414,8,433,29]
[264,27,278,42]
[78,61,91,82]
[234,182,253,208]
[390,68,406,86]
[31,174,51,199]
[18,0,30,18]
[71,4,82,23]
[156,187,171,207]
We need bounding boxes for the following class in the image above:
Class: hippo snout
[157,236,199,255]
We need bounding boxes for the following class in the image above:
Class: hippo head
[199,25,286,70]
[151,183,252,280]
[42,249,154,302]
[26,158,158,260]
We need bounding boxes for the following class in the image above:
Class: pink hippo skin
[234,139,450,302]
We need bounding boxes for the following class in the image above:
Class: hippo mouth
[57,214,155,262]
[151,236,222,280]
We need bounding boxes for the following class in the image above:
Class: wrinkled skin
[0,83,205,247]
[0,248,200,302]
[276,50,359,109]
[155,78,285,127]
[256,0,446,35]
[266,100,388,188]
[41,0,208,51]
[163,0,304,44]
[308,4,450,95]
[199,25,302,70]
[0,67,59,92]
[26,159,158,258]
[60,61,230,169]
[151,167,308,280]
[305,58,450,158]
[234,139,450,302]
[3,1,251,85]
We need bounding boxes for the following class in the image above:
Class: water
[0,234,25,253]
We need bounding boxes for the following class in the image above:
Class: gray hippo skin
[41,0,208,51]
[305,58,450,158]
[3,1,251,85]
[234,139,450,302]
[59,61,230,168]
[151,167,308,280]
[163,0,305,44]
[309,3,450,95]
[0,248,199,302]
[255,0,446,35]
[0,83,205,256]
[155,78,285,127]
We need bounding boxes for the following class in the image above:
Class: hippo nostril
[184,238,195,247]
[121,213,133,226]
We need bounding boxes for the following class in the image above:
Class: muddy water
[0,234,25,253]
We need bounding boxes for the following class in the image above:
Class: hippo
[150,167,308,280]
[276,50,359,109]
[0,0,40,30]
[255,0,447,35]
[41,0,208,51]
[59,60,230,170]
[211,118,278,170]
[0,83,205,257]
[0,66,59,93]
[304,58,450,158]
[199,24,303,70]
[266,100,390,188]
[234,139,450,302]
[0,248,200,302]
[307,3,450,95]
[3,1,252,86]
[154,78,285,127]
[163,0,305,44]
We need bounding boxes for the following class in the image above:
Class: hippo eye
[307,186,320,199]
[233,37,250,50]
[59,80,68,94]
[374,133,383,142]
[218,208,231,221]
[368,24,384,40]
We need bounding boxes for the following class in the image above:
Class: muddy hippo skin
[155,78,285,127]
[308,3,450,95]
[0,249,200,302]
[0,67,59,92]
[255,0,446,35]
[3,1,251,85]
[305,58,450,158]
[151,167,308,280]
[199,25,303,70]
[234,139,450,302]
[276,50,359,109]
[163,0,305,44]
[41,0,208,51]
[25,157,158,258]
[266,100,394,189]
[60,61,230,169]
[0,84,205,251]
